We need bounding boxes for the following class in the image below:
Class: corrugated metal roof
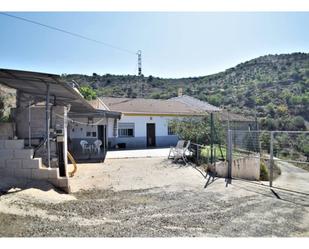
[0,68,93,112]
[0,68,121,118]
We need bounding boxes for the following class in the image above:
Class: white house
[99,95,221,149]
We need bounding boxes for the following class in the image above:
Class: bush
[79,86,97,100]
[0,95,4,120]
[207,94,223,106]
[291,116,306,130]
[260,160,269,181]
[168,115,225,145]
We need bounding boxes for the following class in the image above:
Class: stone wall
[215,156,260,180]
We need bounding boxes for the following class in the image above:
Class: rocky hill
[62,52,309,130]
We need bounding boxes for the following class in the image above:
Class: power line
[0,12,137,55]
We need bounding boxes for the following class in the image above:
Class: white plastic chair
[173,140,191,165]
[94,139,102,155]
[168,140,185,159]
[80,140,89,154]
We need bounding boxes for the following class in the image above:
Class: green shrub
[79,86,97,100]
[260,160,269,181]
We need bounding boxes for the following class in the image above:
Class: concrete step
[32,167,59,180]
[22,158,42,169]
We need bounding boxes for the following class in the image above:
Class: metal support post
[196,144,200,165]
[269,131,274,187]
[103,118,107,155]
[210,112,214,164]
[28,101,31,148]
[227,129,232,182]
[46,83,51,169]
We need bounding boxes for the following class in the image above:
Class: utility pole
[137,50,142,76]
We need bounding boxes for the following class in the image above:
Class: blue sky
[0,12,309,78]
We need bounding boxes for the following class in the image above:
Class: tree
[168,115,224,145]
[277,104,289,117]
[0,95,5,121]
[297,134,309,162]
[147,75,153,83]
[291,116,306,130]
[266,103,276,118]
[302,144,309,162]
[207,94,223,106]
[261,117,278,130]
[79,86,97,100]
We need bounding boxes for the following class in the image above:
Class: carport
[0,68,120,191]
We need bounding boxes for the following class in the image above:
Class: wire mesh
[228,130,309,193]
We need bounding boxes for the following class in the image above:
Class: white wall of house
[107,118,115,138]
[120,115,174,137]
[107,114,179,149]
[68,117,108,139]
[68,117,110,159]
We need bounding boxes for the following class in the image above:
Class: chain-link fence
[227,130,309,194]
[189,142,226,166]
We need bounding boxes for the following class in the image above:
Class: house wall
[108,115,179,149]
[67,116,111,161]
[68,117,108,139]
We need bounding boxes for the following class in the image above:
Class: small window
[86,132,92,137]
[118,123,134,137]
[168,125,175,135]
[92,132,97,137]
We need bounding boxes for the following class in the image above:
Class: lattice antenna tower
[137,50,142,76]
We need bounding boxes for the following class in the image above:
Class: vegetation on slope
[62,52,309,131]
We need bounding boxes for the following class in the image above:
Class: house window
[86,131,97,137]
[118,123,135,137]
[168,125,175,135]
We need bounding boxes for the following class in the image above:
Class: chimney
[178,87,183,97]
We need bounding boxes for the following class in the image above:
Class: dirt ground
[0,157,308,237]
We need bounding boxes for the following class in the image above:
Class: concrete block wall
[13,105,68,167]
[215,156,260,181]
[0,123,15,139]
[0,139,70,193]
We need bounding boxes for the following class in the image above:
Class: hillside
[62,52,309,131]
[0,85,16,122]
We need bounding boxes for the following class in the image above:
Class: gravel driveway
[0,157,308,237]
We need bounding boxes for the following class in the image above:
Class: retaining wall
[215,156,260,181]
